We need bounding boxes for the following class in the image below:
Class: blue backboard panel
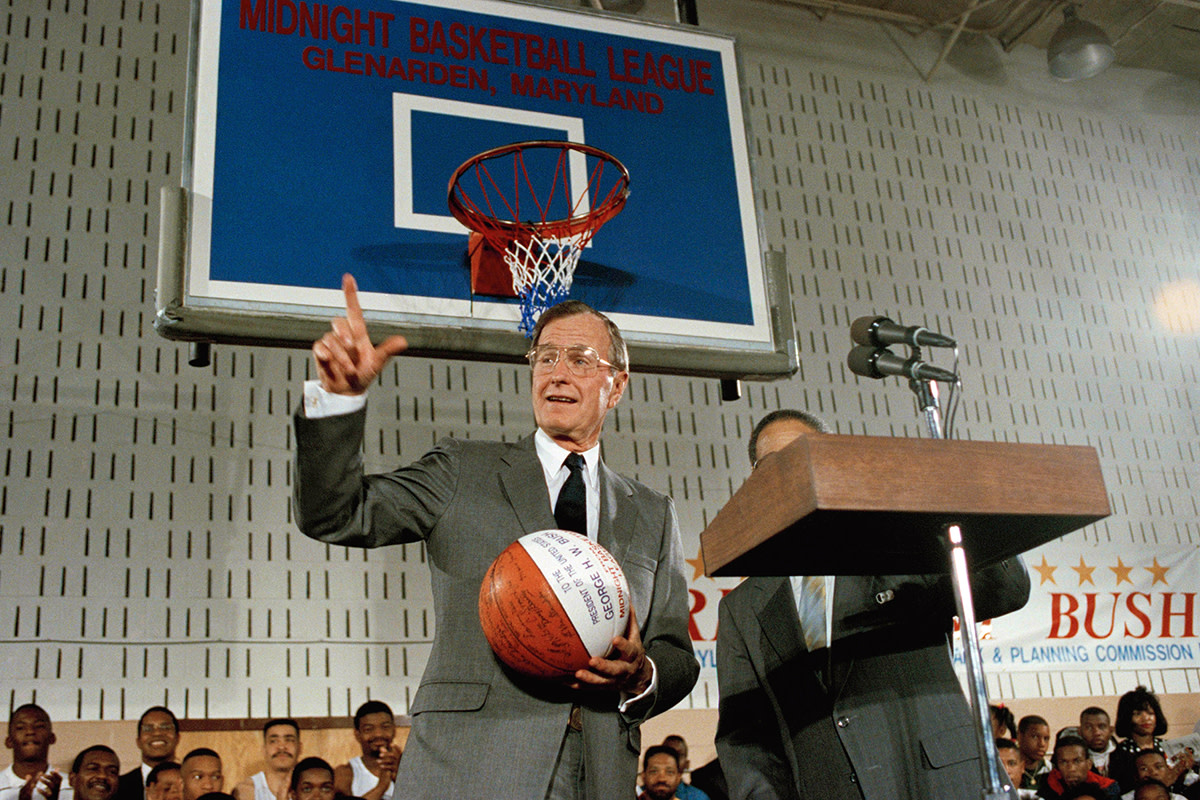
[164,0,796,378]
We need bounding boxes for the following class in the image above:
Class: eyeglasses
[139,722,177,734]
[525,345,618,377]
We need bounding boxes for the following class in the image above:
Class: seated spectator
[1109,687,1195,793]
[1080,707,1118,777]
[233,720,300,800]
[117,709,179,800]
[144,764,181,800]
[1,704,73,800]
[179,751,222,800]
[1018,714,1052,790]
[287,758,334,800]
[992,704,1017,740]
[1037,735,1120,800]
[332,704,397,800]
[659,736,710,800]
[997,738,1038,799]
[68,747,120,800]
[639,746,683,800]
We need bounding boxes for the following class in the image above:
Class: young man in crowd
[332,703,399,800]
[2,705,72,800]
[1018,715,1053,789]
[179,751,222,800]
[1037,735,1120,800]
[1081,707,1118,777]
[233,720,300,800]
[117,709,180,800]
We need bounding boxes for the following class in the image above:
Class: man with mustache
[333,704,398,800]
[68,748,119,800]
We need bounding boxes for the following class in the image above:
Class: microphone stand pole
[908,362,1010,800]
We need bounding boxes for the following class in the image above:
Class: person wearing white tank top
[333,703,398,800]
[232,720,300,800]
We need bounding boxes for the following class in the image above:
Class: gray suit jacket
[293,408,699,799]
[715,562,1030,800]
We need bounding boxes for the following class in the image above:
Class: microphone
[847,346,958,383]
[850,315,956,348]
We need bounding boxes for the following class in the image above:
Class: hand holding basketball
[571,606,652,695]
[313,274,408,395]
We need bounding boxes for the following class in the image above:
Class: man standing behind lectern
[715,410,1031,800]
[292,275,697,800]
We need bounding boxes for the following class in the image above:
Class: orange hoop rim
[447,140,630,242]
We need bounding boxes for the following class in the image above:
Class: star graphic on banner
[1033,555,1057,585]
[686,549,707,582]
[1071,557,1097,586]
[1146,557,1170,586]
[1110,558,1134,585]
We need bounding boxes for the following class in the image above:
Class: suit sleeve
[625,495,700,722]
[715,595,798,800]
[293,406,460,548]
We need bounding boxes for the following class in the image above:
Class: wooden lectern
[700,433,1111,799]
[701,434,1111,577]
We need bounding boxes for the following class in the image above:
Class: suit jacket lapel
[498,435,557,535]
[754,577,805,668]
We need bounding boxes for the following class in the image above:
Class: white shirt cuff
[303,379,367,418]
[617,655,657,713]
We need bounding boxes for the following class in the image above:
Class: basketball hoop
[447,140,630,335]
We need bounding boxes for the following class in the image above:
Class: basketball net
[506,232,592,334]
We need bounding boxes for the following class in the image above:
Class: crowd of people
[0,702,400,800]
[989,686,1199,800]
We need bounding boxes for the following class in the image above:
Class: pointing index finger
[342,273,366,334]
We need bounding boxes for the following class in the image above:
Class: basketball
[479,529,632,679]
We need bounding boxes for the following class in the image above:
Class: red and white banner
[959,542,1200,672]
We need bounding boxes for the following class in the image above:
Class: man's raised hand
[313,274,408,395]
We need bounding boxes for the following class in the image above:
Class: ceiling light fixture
[1047,3,1115,81]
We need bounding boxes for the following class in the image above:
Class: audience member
[117,709,180,800]
[68,748,119,800]
[179,751,222,800]
[659,736,710,800]
[996,738,1031,796]
[639,746,683,800]
[1109,687,1194,793]
[1037,735,1119,800]
[144,764,181,800]
[992,704,1018,740]
[332,703,398,800]
[1018,714,1052,789]
[1080,707,1117,777]
[2,704,72,800]
[287,759,335,800]
[233,720,300,800]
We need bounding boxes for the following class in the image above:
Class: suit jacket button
[836,716,850,728]
[849,772,857,783]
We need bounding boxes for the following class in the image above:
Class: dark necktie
[554,453,587,535]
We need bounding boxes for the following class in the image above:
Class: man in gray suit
[715,409,1030,800]
[293,275,698,800]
